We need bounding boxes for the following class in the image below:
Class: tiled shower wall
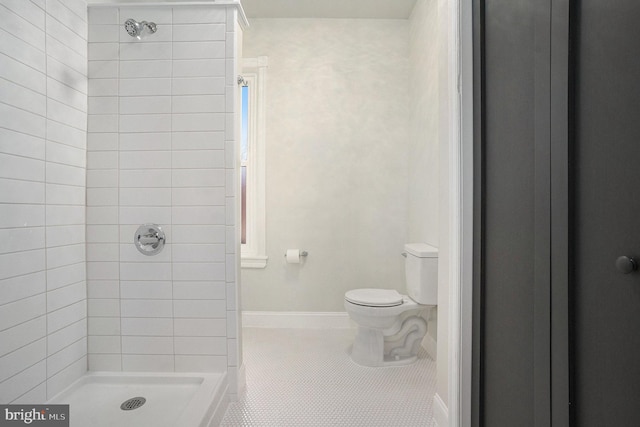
[0,0,89,402]
[86,4,242,393]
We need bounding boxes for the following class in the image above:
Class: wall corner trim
[236,363,247,397]
[423,333,438,361]
[433,393,449,427]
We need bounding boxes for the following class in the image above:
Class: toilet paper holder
[284,250,308,258]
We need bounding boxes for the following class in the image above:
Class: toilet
[344,243,438,367]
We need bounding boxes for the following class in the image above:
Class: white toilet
[344,243,438,367]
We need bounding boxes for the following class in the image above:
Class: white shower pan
[47,372,228,427]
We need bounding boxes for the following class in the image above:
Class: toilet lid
[345,289,404,307]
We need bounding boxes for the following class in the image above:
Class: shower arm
[140,21,157,34]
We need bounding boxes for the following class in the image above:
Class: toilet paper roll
[285,249,301,264]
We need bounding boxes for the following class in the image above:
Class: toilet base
[350,326,385,367]
[349,315,427,367]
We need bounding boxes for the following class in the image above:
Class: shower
[124,18,157,39]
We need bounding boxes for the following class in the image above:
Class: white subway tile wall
[0,0,88,402]
[86,4,240,392]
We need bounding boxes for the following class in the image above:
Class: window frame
[240,57,268,268]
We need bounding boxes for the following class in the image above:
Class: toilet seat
[344,289,404,307]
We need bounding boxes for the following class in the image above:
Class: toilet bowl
[344,243,438,367]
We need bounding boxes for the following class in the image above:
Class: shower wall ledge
[88,0,249,28]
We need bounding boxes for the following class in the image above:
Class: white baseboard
[433,393,449,427]
[242,311,354,329]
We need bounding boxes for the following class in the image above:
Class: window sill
[241,255,268,269]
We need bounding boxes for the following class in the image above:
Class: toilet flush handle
[616,256,637,274]
[401,253,407,258]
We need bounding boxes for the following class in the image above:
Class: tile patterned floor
[221,328,436,426]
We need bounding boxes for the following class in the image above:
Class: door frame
[451,0,474,425]
[468,0,572,425]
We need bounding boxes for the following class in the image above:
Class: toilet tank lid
[404,243,439,258]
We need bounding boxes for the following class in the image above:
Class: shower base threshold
[47,371,227,427]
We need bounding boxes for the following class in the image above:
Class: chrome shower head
[124,19,141,37]
[124,19,157,39]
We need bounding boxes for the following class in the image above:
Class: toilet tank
[404,243,438,305]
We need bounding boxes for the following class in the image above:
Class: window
[240,57,268,268]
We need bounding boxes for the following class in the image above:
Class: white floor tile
[222,328,436,427]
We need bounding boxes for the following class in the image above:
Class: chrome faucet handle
[134,224,165,256]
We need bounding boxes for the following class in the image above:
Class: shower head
[124,19,157,39]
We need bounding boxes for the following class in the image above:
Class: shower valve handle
[134,224,166,256]
[139,232,161,245]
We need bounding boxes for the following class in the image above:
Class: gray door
[573,0,640,425]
